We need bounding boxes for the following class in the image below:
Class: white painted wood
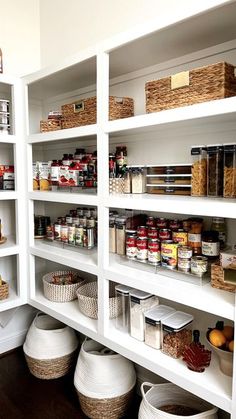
[28,191,98,206]
[27,124,98,144]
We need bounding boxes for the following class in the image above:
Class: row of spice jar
[0,99,11,136]
[191,143,236,198]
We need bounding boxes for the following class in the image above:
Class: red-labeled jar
[146,216,156,227]
[147,227,159,240]
[137,225,147,238]
[137,237,148,260]
[156,218,168,229]
[159,228,172,241]
[148,239,161,265]
[126,231,137,259]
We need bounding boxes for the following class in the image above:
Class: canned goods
[126,233,137,259]
[172,229,188,245]
[137,237,148,260]
[191,256,208,276]
[159,228,172,241]
[68,224,76,245]
[148,239,161,265]
[46,224,54,241]
[156,218,168,228]
[178,258,191,272]
[169,219,182,230]
[75,225,84,247]
[54,222,61,240]
[146,216,156,227]
[178,245,193,259]
[61,224,69,243]
[161,241,178,269]
[137,225,147,238]
[147,227,159,240]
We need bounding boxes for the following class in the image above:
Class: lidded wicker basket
[23,313,78,379]
[42,270,84,302]
[0,280,9,300]
[76,281,122,319]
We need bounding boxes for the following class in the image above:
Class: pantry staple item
[0,275,9,300]
[191,256,208,276]
[0,99,9,112]
[188,219,203,255]
[148,239,161,265]
[146,174,191,185]
[130,289,159,341]
[211,263,236,292]
[109,216,116,253]
[145,61,236,113]
[23,313,78,379]
[161,241,178,269]
[207,144,224,197]
[161,311,193,358]
[42,270,84,302]
[146,184,191,195]
[220,249,236,270]
[211,217,227,249]
[115,284,133,332]
[172,229,188,245]
[131,166,146,193]
[74,338,136,419]
[202,231,220,260]
[191,145,207,196]
[223,143,236,198]
[144,305,175,349]
[177,246,192,272]
[126,230,137,259]
[138,382,218,419]
[116,217,126,255]
[137,237,148,261]
[147,164,192,175]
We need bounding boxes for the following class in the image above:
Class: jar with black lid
[207,144,223,197]
[202,230,220,260]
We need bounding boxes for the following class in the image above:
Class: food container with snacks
[144,305,175,349]
[115,284,133,333]
[130,290,159,341]
[146,174,192,185]
[191,145,207,196]
[207,144,224,197]
[223,143,236,198]
[191,255,208,276]
[161,311,194,358]
[146,184,191,195]
[147,164,192,175]
[178,246,193,272]
[161,241,178,269]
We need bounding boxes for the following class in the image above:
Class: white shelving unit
[0,0,230,417]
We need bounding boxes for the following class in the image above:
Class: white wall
[39,0,230,67]
[0,0,40,76]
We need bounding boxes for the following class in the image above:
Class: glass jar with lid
[207,144,224,197]
[187,218,203,255]
[191,145,207,196]
[161,311,194,358]
[144,305,175,350]
[223,143,236,198]
[115,284,133,333]
[202,230,220,260]
[211,217,227,249]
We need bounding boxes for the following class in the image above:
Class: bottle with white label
[202,231,220,260]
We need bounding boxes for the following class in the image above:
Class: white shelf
[106,254,235,321]
[0,236,19,257]
[27,124,97,144]
[30,240,98,275]
[106,194,236,219]
[0,191,18,200]
[0,287,24,312]
[28,191,98,206]
[0,134,17,144]
[105,323,232,413]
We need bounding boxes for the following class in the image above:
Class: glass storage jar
[207,144,224,197]
[115,217,126,256]
[191,145,207,196]
[187,219,203,255]
[202,230,220,260]
[115,284,133,333]
[223,143,236,198]
[109,216,116,253]
[123,168,132,193]
[130,289,159,341]
[211,217,227,249]
[144,305,175,350]
[131,166,146,193]
[161,311,194,358]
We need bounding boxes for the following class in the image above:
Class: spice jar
[115,284,133,333]
[191,145,207,196]
[211,217,227,249]
[161,311,193,358]
[207,144,224,197]
[188,219,203,255]
[223,143,236,198]
[144,305,175,350]
[202,231,220,260]
[191,255,208,276]
[130,289,159,341]
[116,217,126,256]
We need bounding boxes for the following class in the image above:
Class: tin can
[146,216,156,227]
[68,224,76,245]
[126,232,137,259]
[178,258,191,272]
[178,245,193,259]
[87,217,95,228]
[46,224,54,241]
[84,207,91,218]
[147,227,159,240]
[75,225,84,247]
[191,256,208,276]
[169,219,182,230]
[54,222,61,241]
[161,240,178,269]
[172,229,188,245]
[61,224,69,243]
[137,225,147,238]
[159,228,172,241]
[137,237,148,260]
[148,239,161,265]
[156,218,168,228]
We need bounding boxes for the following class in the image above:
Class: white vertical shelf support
[231,293,236,419]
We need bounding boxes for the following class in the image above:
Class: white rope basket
[76,281,122,319]
[43,270,84,302]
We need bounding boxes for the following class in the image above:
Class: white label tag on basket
[171,71,189,90]
[74,100,85,113]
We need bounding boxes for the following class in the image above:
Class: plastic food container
[146,185,191,195]
[223,143,236,198]
[147,164,192,175]
[207,144,224,197]
[144,305,175,349]
[191,145,207,196]
[161,311,193,358]
[146,174,192,185]
[115,284,133,332]
[130,289,159,341]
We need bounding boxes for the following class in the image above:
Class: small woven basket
[146,62,236,113]
[211,263,236,293]
[77,389,134,419]
[0,280,9,300]
[42,270,84,302]
[25,351,77,380]
[40,119,61,132]
[76,281,121,319]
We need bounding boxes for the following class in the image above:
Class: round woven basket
[25,350,77,380]
[42,270,84,302]
[76,281,122,319]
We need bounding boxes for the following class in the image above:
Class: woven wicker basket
[0,280,9,300]
[42,270,84,302]
[211,263,236,293]
[61,96,134,129]
[25,351,77,380]
[146,62,236,113]
[40,119,61,132]
[76,281,121,319]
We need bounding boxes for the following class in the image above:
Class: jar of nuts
[161,311,194,358]
[191,145,207,196]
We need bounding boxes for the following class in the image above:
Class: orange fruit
[222,325,234,341]
[229,340,234,352]
[209,329,226,347]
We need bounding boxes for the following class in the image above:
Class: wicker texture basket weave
[0,280,9,300]
[146,62,236,113]
[211,263,236,293]
[76,281,121,319]
[25,351,77,380]
[42,270,84,302]
[40,119,61,132]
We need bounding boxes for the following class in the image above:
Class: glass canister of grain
[116,217,126,256]
[223,143,236,198]
[115,284,134,333]
[191,145,207,196]
[207,144,224,197]
[144,305,175,350]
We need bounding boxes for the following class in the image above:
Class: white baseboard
[0,329,27,354]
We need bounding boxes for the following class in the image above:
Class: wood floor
[0,348,141,419]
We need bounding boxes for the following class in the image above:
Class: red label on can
[137,226,147,238]
[148,240,160,251]
[169,220,182,230]
[147,228,159,239]
[156,218,168,228]
[159,229,172,240]
[146,217,156,227]
[137,237,148,249]
[126,236,137,247]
